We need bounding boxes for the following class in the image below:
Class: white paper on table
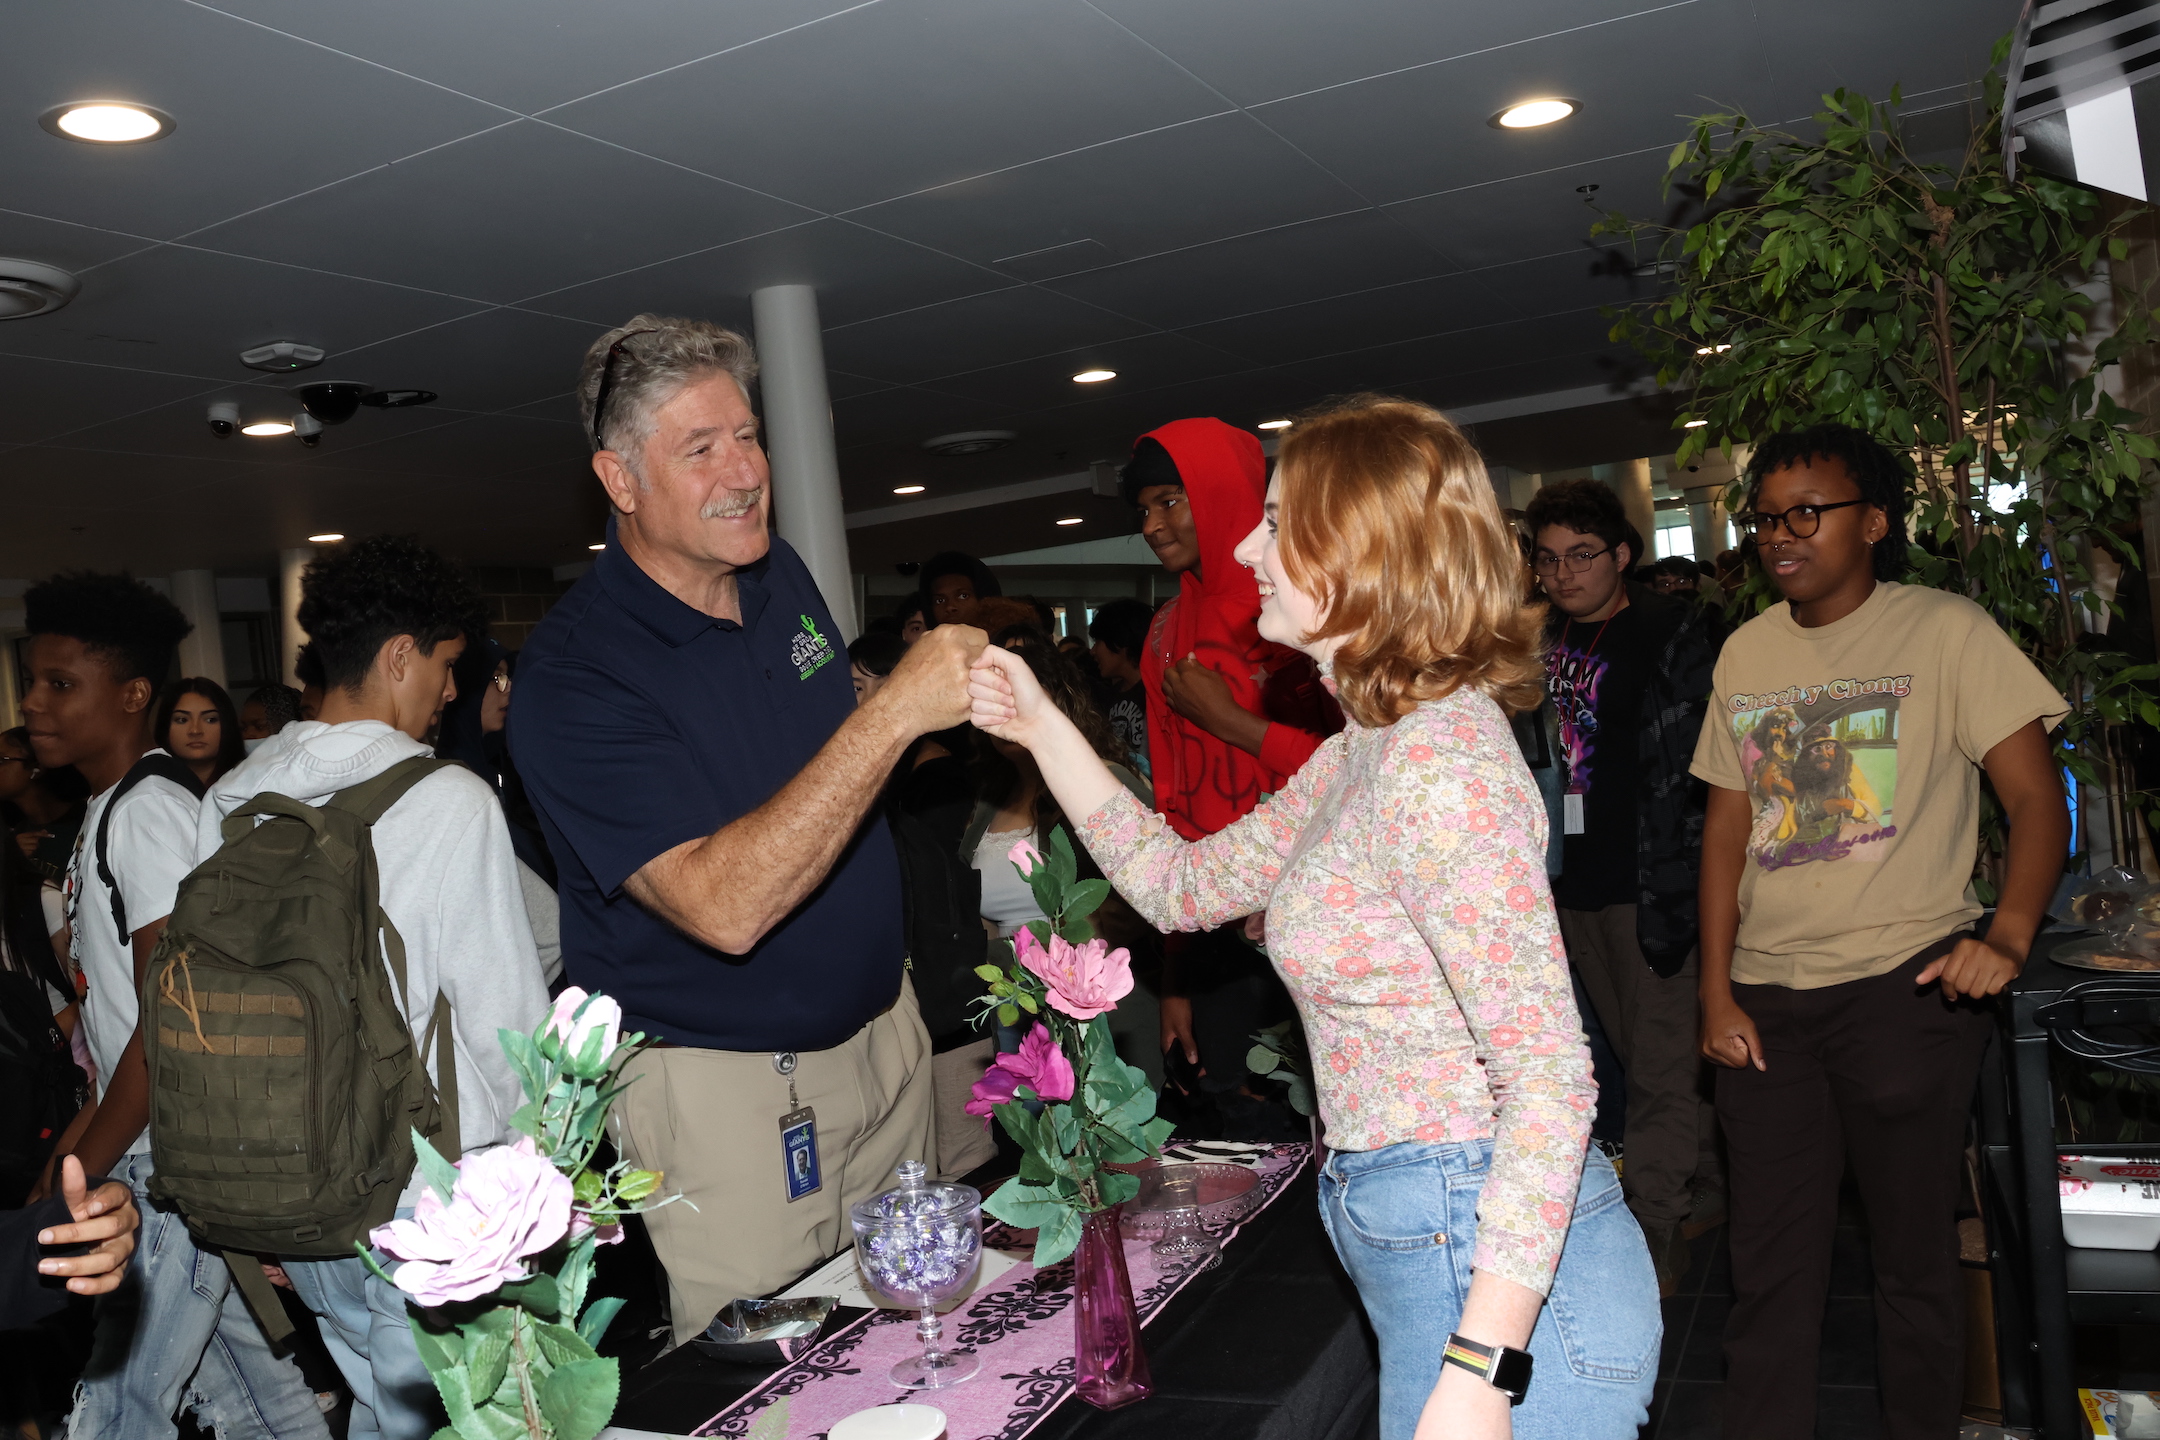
[775,1244,1024,1313]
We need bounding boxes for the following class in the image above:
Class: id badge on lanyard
[774,1052,821,1202]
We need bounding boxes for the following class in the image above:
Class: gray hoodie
[196,720,551,1207]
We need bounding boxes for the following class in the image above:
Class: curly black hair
[917,552,1001,606]
[23,571,192,684]
[1741,424,1911,582]
[297,535,488,693]
[1523,479,1633,560]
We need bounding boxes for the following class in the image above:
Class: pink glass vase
[1072,1206,1152,1410]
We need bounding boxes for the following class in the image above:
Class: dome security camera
[207,400,239,438]
[293,412,324,448]
[296,381,368,426]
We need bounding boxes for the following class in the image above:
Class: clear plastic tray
[1114,1161,1261,1239]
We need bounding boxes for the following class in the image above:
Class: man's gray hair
[576,313,759,463]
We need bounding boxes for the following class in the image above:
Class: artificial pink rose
[1014,928,1134,1021]
[1007,837,1045,877]
[371,1138,573,1307]
[544,987,623,1074]
[965,1023,1077,1121]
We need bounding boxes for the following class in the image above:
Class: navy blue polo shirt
[510,528,902,1052]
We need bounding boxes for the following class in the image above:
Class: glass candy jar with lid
[850,1162,983,1389]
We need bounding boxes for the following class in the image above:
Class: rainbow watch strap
[1442,1336,1494,1378]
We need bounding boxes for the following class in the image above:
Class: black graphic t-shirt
[1106,685,1149,777]
[1544,605,1653,910]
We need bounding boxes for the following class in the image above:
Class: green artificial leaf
[534,1318,600,1368]
[408,1312,462,1377]
[1026,867,1065,931]
[1061,878,1111,923]
[983,1178,1071,1232]
[1140,1116,1175,1154]
[577,1295,628,1351]
[1049,826,1079,890]
[498,1273,560,1319]
[995,1099,1039,1153]
[463,1314,511,1408]
[557,1238,596,1324]
[1017,1148,1056,1184]
[1032,1206,1086,1269]
[973,964,1004,983]
[617,1169,662,1202]
[997,1001,1020,1028]
[412,1128,460,1206]
[353,1240,398,1287]
[572,1168,604,1205]
[538,1357,620,1440]
[1097,1168,1141,1208]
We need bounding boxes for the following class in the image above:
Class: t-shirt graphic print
[1729,675,1904,872]
[1691,583,2066,990]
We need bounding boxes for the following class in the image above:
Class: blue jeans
[283,1244,441,1440]
[68,1152,328,1440]
[1318,1139,1660,1440]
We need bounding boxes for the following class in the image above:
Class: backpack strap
[96,753,205,945]
[222,1251,296,1344]
[333,757,462,1160]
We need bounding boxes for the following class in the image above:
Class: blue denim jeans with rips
[1318,1138,1661,1440]
[66,1152,328,1440]
[282,1241,442,1440]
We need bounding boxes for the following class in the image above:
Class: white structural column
[751,284,855,642]
[1592,459,1658,565]
[278,546,313,687]
[169,570,226,686]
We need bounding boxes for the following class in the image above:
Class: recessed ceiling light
[241,420,294,436]
[307,533,343,544]
[1258,419,1293,431]
[1491,99,1579,129]
[1683,419,1709,428]
[893,484,926,495]
[1055,516,1084,526]
[1695,344,1732,355]
[1071,369,1117,384]
[588,543,606,551]
[41,101,175,144]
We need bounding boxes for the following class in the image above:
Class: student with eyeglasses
[1524,480,1725,1299]
[1691,425,2069,1440]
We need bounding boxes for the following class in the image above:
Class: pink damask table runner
[693,1144,1313,1440]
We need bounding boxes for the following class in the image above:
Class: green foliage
[1246,1020,1316,1118]
[974,826,1173,1267]
[1595,38,2160,837]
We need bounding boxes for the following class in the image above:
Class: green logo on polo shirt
[790,613,835,680]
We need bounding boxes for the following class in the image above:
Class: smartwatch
[1442,1333,1534,1405]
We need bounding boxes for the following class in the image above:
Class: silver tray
[1114,1161,1261,1240]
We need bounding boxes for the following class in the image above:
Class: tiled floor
[1644,1219,1895,1440]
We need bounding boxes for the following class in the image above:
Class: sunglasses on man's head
[590,328,659,450]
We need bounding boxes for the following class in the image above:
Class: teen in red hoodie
[1123,418,1338,1105]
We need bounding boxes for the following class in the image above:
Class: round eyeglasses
[1733,499,1869,541]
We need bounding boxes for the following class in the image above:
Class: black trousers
[1715,934,1990,1440]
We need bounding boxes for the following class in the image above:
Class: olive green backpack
[141,756,459,1335]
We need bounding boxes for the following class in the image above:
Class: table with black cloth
[610,1162,1380,1440]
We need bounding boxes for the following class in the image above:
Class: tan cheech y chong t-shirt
[1690,582,2067,989]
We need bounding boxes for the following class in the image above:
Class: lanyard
[1564,607,1618,658]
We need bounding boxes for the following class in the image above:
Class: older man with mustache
[513,315,986,1342]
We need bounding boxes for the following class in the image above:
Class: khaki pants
[930,1037,998,1181]
[611,980,935,1346]
[1557,904,1719,1232]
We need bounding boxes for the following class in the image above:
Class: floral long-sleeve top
[1078,686,1594,1295]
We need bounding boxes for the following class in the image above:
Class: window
[1654,524,1697,560]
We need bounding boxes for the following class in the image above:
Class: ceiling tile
[0,245,483,385]
[307,412,589,479]
[329,307,611,415]
[1382,146,1670,272]
[0,0,509,239]
[0,209,158,275]
[1250,1,1763,206]
[820,285,1150,386]
[913,329,1258,409]
[1042,209,1452,329]
[1095,0,1680,108]
[206,0,867,114]
[0,352,216,448]
[188,121,816,305]
[528,218,1009,331]
[546,0,1228,213]
[846,113,1367,268]
[1463,249,1661,322]
[1178,273,1520,367]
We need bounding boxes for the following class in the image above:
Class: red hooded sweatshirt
[1137,418,1339,841]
